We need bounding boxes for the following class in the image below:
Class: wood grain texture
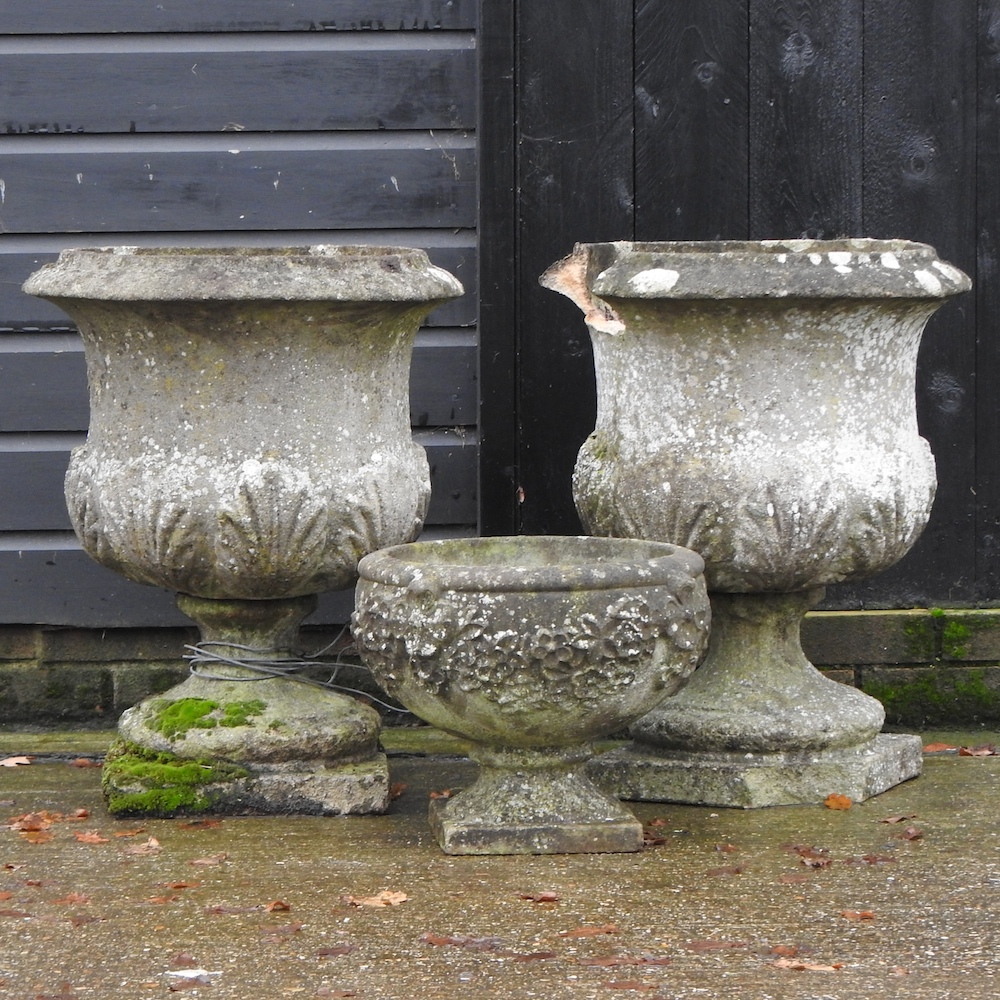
[0,1,477,34]
[0,243,477,330]
[0,143,476,234]
[515,0,634,534]
[749,0,862,239]
[635,0,750,240]
[0,47,475,135]
[829,0,977,608]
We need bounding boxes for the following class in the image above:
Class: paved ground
[1,728,999,1000]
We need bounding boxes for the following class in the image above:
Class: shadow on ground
[1,729,998,999]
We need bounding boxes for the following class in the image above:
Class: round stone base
[428,747,644,854]
[103,741,389,817]
[587,733,923,808]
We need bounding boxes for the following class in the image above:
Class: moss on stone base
[147,697,267,739]
[102,739,249,817]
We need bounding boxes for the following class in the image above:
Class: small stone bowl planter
[352,535,709,854]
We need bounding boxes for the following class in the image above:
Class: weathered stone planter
[352,535,709,853]
[23,245,463,816]
[541,239,971,807]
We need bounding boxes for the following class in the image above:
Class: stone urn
[352,535,710,853]
[541,239,971,807]
[23,245,463,816]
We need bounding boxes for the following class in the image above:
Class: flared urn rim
[22,244,464,303]
[542,238,970,305]
[356,534,705,594]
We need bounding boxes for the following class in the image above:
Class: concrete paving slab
[1,735,998,999]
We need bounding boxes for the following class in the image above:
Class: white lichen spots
[834,265,853,275]
[390,176,400,192]
[228,149,241,155]
[828,252,852,266]
[914,269,943,295]
[629,268,680,294]
[932,259,965,284]
[808,254,823,265]
[76,173,84,184]
[777,254,788,264]
[880,252,901,269]
[273,172,281,190]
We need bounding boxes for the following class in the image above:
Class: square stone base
[428,795,643,855]
[587,734,922,808]
[104,753,390,817]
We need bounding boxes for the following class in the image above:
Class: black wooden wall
[480,0,993,609]
[0,0,478,626]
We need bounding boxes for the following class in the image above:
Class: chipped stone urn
[352,535,710,854]
[541,239,971,807]
[23,245,463,816]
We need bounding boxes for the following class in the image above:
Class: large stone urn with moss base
[541,239,970,807]
[352,536,710,853]
[23,245,463,816]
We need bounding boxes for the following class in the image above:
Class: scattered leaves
[419,932,502,951]
[69,759,101,769]
[164,881,201,890]
[859,854,896,866]
[897,826,924,842]
[189,852,228,866]
[0,908,32,918]
[558,923,618,938]
[21,831,53,844]
[960,744,998,757]
[823,793,852,811]
[124,837,162,856]
[772,958,844,972]
[922,742,957,753]
[73,831,109,845]
[8,812,54,832]
[389,782,408,800]
[714,843,739,853]
[343,890,408,908]
[0,756,33,767]
[641,827,668,847]
[0,891,12,901]
[114,828,146,838]
[265,900,291,912]
[178,819,222,830]
[839,910,875,921]
[429,789,453,800]
[317,945,357,958]
[879,814,917,825]
[51,893,90,906]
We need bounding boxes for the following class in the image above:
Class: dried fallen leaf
[51,893,90,906]
[682,940,747,952]
[823,793,852,811]
[164,881,201,890]
[558,923,619,938]
[769,945,805,957]
[859,854,896,865]
[114,828,146,838]
[419,932,501,951]
[0,908,32,918]
[518,891,560,903]
[879,814,917,824]
[641,828,668,847]
[705,865,747,877]
[74,831,109,845]
[21,831,53,844]
[389,782,408,800]
[344,890,408,908]
[178,819,222,830]
[783,844,829,860]
[146,895,180,905]
[714,843,740,853]
[189,852,228,866]
[922,742,957,753]
[265,900,291,912]
[0,892,12,901]
[839,910,875,921]
[317,945,357,958]
[124,837,161,856]
[898,826,924,841]
[9,812,54,832]
[429,788,453,799]
[772,957,844,972]
[170,954,199,969]
[66,914,100,927]
[960,744,998,756]
[0,756,33,767]
[69,759,101,769]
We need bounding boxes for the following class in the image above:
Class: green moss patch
[147,697,267,738]
[864,668,1000,727]
[102,739,248,817]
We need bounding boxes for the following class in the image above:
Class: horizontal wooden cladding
[0,238,477,329]
[0,1,476,34]
[0,430,477,530]
[1,43,475,135]
[0,331,476,432]
[0,135,476,234]
[0,525,477,628]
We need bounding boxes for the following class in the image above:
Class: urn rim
[357,534,704,594]
[543,238,970,303]
[22,244,464,303]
